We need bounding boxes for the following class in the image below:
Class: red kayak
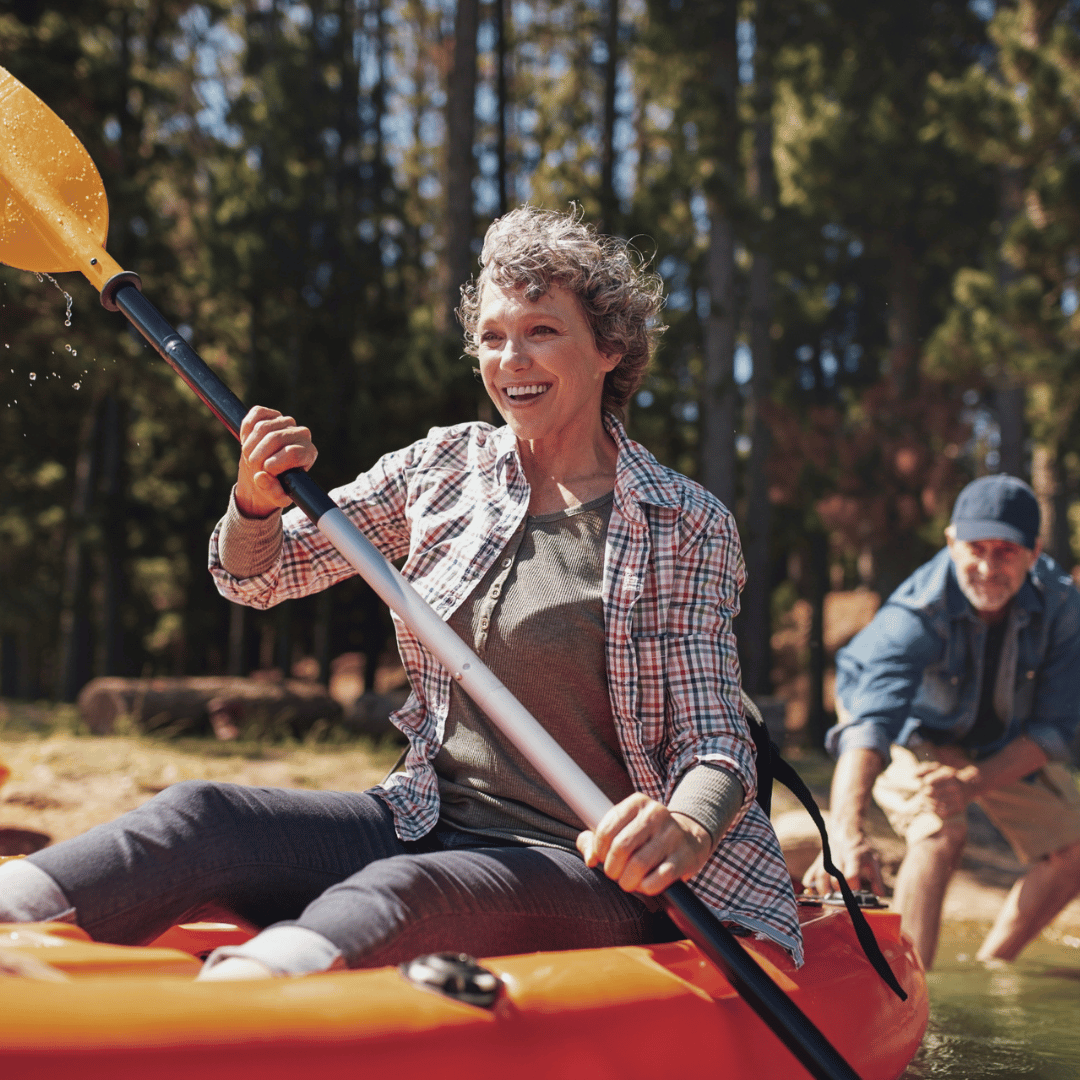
[0,899,927,1080]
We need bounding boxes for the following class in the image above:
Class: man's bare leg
[976,841,1080,962]
[892,820,967,970]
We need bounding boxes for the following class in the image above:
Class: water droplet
[38,273,74,327]
[29,372,36,381]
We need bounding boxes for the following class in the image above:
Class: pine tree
[928,0,1080,567]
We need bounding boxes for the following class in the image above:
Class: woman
[0,206,801,978]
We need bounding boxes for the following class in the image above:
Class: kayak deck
[0,903,927,1080]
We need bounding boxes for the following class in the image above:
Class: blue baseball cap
[950,475,1040,549]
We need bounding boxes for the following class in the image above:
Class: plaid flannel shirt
[209,414,802,964]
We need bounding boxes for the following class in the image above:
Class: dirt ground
[0,729,402,849]
[4,720,1080,940]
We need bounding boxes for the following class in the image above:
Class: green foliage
[926,0,1080,564]
[759,0,999,592]
[2,0,1078,707]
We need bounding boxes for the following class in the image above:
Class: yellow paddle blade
[0,66,124,291]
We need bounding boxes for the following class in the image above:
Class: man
[804,475,1080,969]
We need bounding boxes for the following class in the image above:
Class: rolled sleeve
[1024,722,1073,763]
[661,514,757,809]
[827,605,944,760]
[828,717,894,761]
[215,488,283,579]
[208,442,417,610]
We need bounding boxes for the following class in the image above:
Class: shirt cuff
[827,718,893,762]
[218,486,284,579]
[1023,723,1073,764]
[668,764,744,844]
[0,859,77,924]
[201,924,344,977]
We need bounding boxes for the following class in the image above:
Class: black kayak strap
[387,694,907,999]
[769,750,908,1001]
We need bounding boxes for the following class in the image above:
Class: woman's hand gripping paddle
[0,65,872,1080]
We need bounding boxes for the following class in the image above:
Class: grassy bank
[0,700,402,846]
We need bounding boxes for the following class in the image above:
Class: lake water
[900,921,1080,1078]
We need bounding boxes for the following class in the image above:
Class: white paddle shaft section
[316,507,616,830]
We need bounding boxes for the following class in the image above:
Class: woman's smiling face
[476,281,620,448]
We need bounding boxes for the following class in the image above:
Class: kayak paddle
[0,64,869,1080]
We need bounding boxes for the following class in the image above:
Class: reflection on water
[901,921,1080,1078]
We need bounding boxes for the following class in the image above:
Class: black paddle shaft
[663,883,861,1080]
[106,279,863,1080]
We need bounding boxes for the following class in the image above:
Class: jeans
[19,780,674,972]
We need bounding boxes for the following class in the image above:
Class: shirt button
[480,616,489,629]
[1026,670,1035,679]
[490,585,501,598]
[502,557,513,568]
[950,676,959,685]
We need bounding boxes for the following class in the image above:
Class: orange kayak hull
[0,904,927,1080]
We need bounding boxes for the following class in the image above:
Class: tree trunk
[314,590,333,686]
[227,603,247,677]
[275,601,293,676]
[444,0,480,331]
[1,632,18,698]
[701,215,737,509]
[99,392,127,676]
[806,530,829,749]
[886,236,919,400]
[57,400,102,701]
[1031,442,1072,569]
[699,6,738,510]
[599,0,620,232]
[995,383,1026,477]
[996,164,1027,479]
[494,0,509,217]
[737,47,776,697]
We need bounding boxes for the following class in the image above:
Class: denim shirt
[830,548,1080,764]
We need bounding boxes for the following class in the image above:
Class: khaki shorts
[873,743,1080,865]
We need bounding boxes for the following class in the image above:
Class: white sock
[196,956,275,981]
[0,860,76,923]
[198,925,343,978]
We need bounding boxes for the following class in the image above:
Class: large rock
[77,676,342,740]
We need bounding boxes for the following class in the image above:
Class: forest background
[2,0,1078,748]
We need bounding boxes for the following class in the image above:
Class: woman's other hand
[236,406,318,518]
[576,793,714,896]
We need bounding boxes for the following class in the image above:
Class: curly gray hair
[457,205,666,417]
